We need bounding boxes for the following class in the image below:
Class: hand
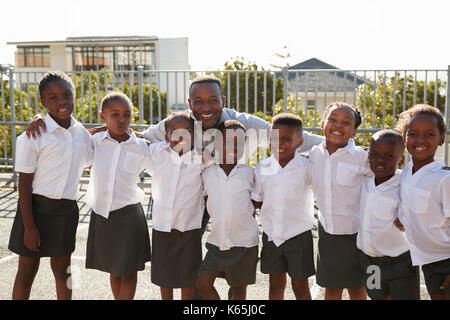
[135,132,145,139]
[88,126,107,135]
[393,218,405,232]
[25,114,46,139]
[24,226,40,252]
[441,275,450,291]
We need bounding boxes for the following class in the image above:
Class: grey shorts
[198,243,258,287]
[261,230,315,280]
[316,222,364,289]
[359,250,420,300]
[422,258,450,296]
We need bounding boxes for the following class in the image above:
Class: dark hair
[100,92,133,112]
[38,71,75,98]
[272,113,303,131]
[217,120,247,132]
[189,75,223,95]
[322,101,362,129]
[371,129,405,149]
[396,104,446,135]
[164,111,195,133]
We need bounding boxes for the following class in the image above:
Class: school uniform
[357,173,420,299]
[309,139,372,289]
[9,114,93,258]
[199,164,259,287]
[85,130,151,277]
[399,160,450,295]
[252,153,315,280]
[146,141,205,288]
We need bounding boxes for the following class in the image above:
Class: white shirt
[85,130,149,218]
[357,173,410,258]
[202,164,259,251]
[14,114,93,200]
[252,153,314,247]
[140,107,324,154]
[146,141,205,233]
[309,140,372,235]
[399,160,450,266]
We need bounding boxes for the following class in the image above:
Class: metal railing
[1,66,449,178]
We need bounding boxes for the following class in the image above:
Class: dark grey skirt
[316,222,365,289]
[8,194,79,258]
[151,228,203,288]
[86,203,151,277]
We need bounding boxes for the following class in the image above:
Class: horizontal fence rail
[1,66,449,176]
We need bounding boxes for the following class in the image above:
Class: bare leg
[269,273,287,300]
[196,275,220,300]
[12,256,40,300]
[181,287,195,300]
[291,278,311,300]
[50,255,72,300]
[160,287,174,300]
[348,287,367,300]
[324,287,344,300]
[110,274,121,299]
[231,285,247,300]
[117,272,138,300]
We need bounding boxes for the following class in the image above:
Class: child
[395,104,450,300]
[85,92,151,300]
[251,113,315,300]
[357,129,420,300]
[196,120,259,300]
[148,111,205,300]
[309,102,371,300]
[8,71,93,300]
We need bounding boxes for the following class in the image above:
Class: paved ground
[0,175,430,300]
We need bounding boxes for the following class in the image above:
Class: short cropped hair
[100,92,133,112]
[322,102,362,129]
[371,129,405,149]
[217,120,247,133]
[189,75,223,95]
[38,71,75,98]
[164,111,195,133]
[396,104,446,135]
[272,113,303,131]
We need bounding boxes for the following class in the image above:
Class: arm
[25,114,46,139]
[139,119,167,143]
[18,172,40,252]
[297,131,324,154]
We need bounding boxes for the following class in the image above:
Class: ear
[350,128,357,139]
[188,98,192,109]
[221,95,226,107]
[439,132,445,146]
[100,112,106,123]
[399,154,406,167]
[297,133,304,148]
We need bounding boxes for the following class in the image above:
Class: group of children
[7,71,449,300]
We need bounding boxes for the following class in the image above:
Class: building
[278,58,365,113]
[7,36,189,109]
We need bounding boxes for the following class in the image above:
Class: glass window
[17,46,50,68]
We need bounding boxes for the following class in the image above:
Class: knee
[50,257,70,279]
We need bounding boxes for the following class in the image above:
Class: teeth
[415,146,427,151]
[277,148,286,153]
[331,131,343,136]
[201,114,213,118]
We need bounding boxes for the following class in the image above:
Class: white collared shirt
[357,173,410,258]
[85,130,149,218]
[252,153,314,247]
[202,164,259,251]
[399,160,450,266]
[309,140,372,235]
[140,107,324,154]
[14,114,93,200]
[146,141,205,232]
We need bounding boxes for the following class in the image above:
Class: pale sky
[1,0,449,71]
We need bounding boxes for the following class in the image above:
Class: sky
[1,0,449,71]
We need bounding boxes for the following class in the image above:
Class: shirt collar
[371,170,401,191]
[44,113,75,133]
[320,139,357,156]
[100,129,139,144]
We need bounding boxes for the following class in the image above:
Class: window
[17,47,50,67]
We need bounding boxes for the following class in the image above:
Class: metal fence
[1,66,449,177]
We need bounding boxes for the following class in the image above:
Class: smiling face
[165,117,195,156]
[188,82,225,130]
[40,80,74,128]
[100,100,132,142]
[369,136,404,185]
[270,124,303,166]
[322,106,357,153]
[404,113,445,170]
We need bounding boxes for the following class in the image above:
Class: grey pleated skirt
[316,222,365,289]
[151,228,203,288]
[86,203,151,277]
[8,194,79,258]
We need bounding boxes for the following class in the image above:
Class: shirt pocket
[372,195,398,221]
[336,162,358,186]
[410,187,431,215]
[123,151,143,175]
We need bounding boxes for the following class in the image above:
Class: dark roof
[288,58,338,70]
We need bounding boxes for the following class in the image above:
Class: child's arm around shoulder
[250,164,263,209]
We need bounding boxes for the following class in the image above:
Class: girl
[8,71,93,300]
[395,104,450,300]
[85,92,151,300]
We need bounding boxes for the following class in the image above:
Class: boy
[357,130,420,300]
[252,113,315,300]
[197,120,259,300]
[8,71,93,299]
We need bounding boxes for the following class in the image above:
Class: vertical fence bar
[9,68,17,187]
[282,67,288,112]
[245,72,248,114]
[362,71,367,145]
[402,71,407,112]
[149,71,153,124]
[434,70,438,108]
[34,72,38,115]
[1,72,6,168]
[138,66,144,124]
[424,71,428,104]
[263,72,267,119]
[413,71,417,106]
[18,73,23,122]
[393,72,398,128]
[382,71,387,128]
[254,71,258,117]
[158,72,161,122]
[236,72,240,112]
[88,73,92,123]
[272,72,276,117]
[444,65,450,165]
